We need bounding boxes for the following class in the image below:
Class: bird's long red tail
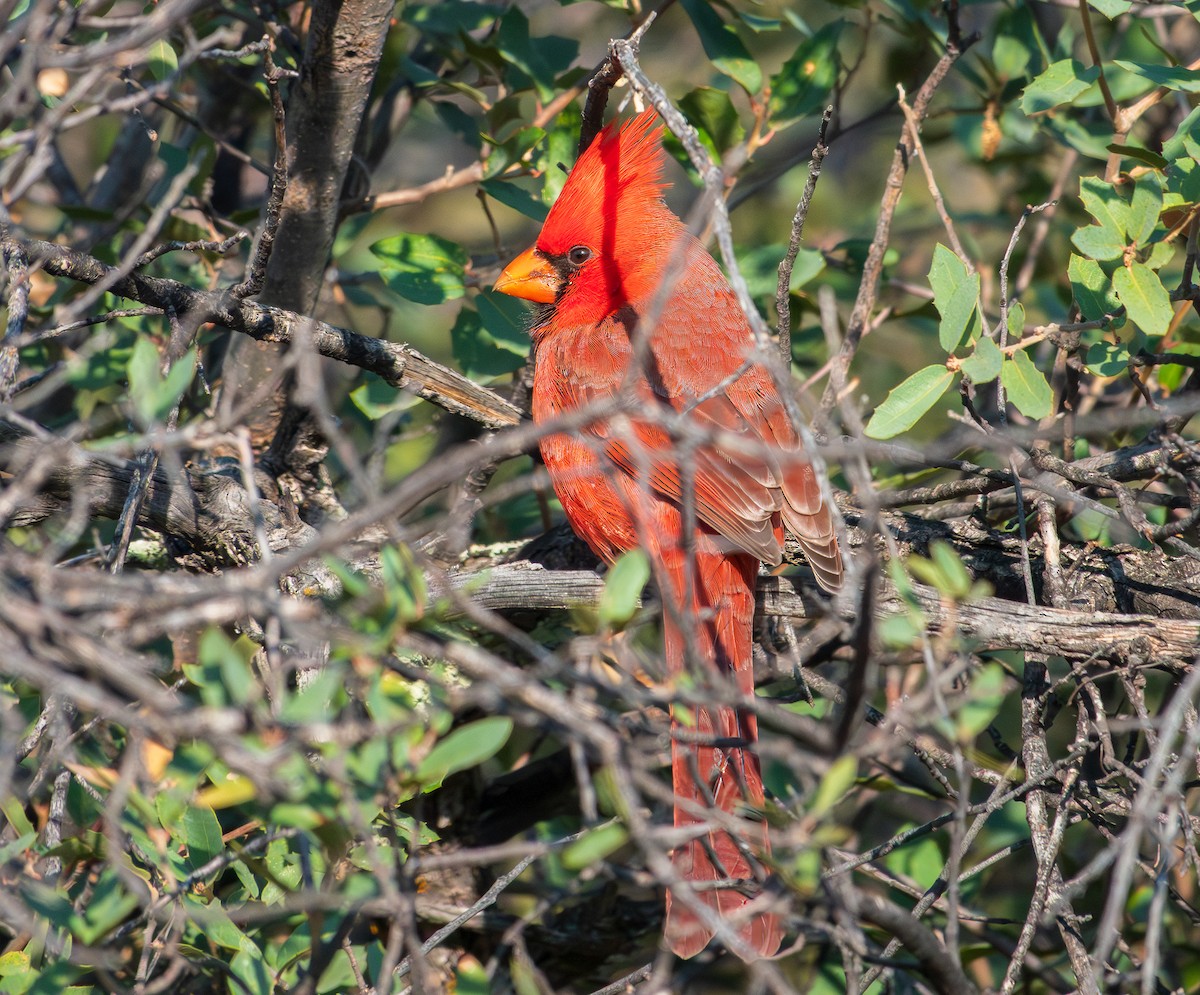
[659,547,782,960]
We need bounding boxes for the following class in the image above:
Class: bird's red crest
[536,108,670,258]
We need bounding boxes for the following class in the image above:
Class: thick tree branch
[12,237,521,429]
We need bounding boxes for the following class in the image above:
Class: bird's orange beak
[494,246,559,304]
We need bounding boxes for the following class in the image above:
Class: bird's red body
[496,111,841,959]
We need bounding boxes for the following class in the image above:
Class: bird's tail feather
[658,548,782,960]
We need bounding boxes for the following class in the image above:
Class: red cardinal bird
[495,110,842,959]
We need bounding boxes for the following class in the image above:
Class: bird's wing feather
[537,277,842,589]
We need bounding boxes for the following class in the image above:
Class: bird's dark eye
[567,245,592,266]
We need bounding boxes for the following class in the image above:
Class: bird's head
[495,109,682,330]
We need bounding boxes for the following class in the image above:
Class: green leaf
[681,0,763,95]
[350,375,420,420]
[380,543,427,624]
[477,291,532,358]
[482,125,546,181]
[561,822,629,870]
[1043,114,1116,162]
[451,299,528,380]
[480,178,548,221]
[1085,341,1130,376]
[1069,254,1121,320]
[229,944,272,995]
[598,549,650,628]
[928,245,983,353]
[403,2,504,35]
[1113,60,1200,93]
[939,273,981,353]
[926,243,984,352]
[147,39,178,82]
[959,336,1002,384]
[126,337,160,425]
[182,805,223,872]
[541,103,580,205]
[1158,343,1200,393]
[879,611,924,649]
[810,755,856,819]
[1105,143,1169,171]
[1162,104,1200,164]
[768,22,842,126]
[1021,59,1099,113]
[885,834,943,888]
[680,87,745,157]
[76,869,139,944]
[929,541,973,600]
[992,32,1030,81]
[198,628,255,707]
[1007,301,1026,340]
[1079,176,1130,237]
[1088,0,1133,15]
[1001,351,1053,420]
[417,716,514,789]
[155,349,196,419]
[278,666,345,725]
[927,243,968,304]
[1,796,35,839]
[1127,172,1163,246]
[126,339,197,426]
[371,233,469,305]
[1070,224,1126,262]
[739,12,781,32]
[494,9,579,102]
[864,365,955,439]
[956,663,1007,741]
[1113,262,1172,335]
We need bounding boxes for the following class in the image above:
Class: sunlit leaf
[562,822,628,870]
[864,365,955,439]
[1069,254,1121,320]
[598,549,649,629]
[1113,262,1172,336]
[1001,351,1053,420]
[1113,60,1200,93]
[956,663,1007,741]
[959,336,1002,384]
[810,755,856,819]
[417,716,513,789]
[371,233,469,305]
[1021,60,1099,113]
[147,39,178,82]
[768,22,842,126]
[681,0,762,95]
[1085,341,1130,376]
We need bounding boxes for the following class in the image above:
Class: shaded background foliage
[1,0,1199,993]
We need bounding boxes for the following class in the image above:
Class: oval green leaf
[956,663,1007,741]
[371,233,469,306]
[810,755,857,819]
[681,0,762,94]
[562,822,629,870]
[1000,351,1053,420]
[1021,59,1099,114]
[1070,225,1126,262]
[1113,261,1172,336]
[1069,253,1120,320]
[938,271,981,353]
[960,335,1002,384]
[417,716,514,788]
[768,22,842,126]
[864,365,955,439]
[1085,341,1130,377]
[598,549,650,628]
